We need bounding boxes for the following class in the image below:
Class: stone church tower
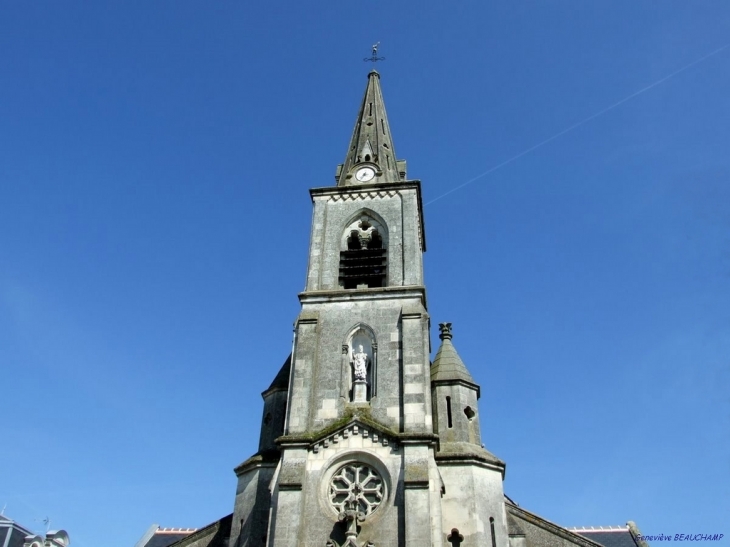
[143,69,646,547]
[228,70,509,547]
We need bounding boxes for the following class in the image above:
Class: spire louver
[338,70,404,185]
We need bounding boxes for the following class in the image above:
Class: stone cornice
[309,179,426,251]
[278,413,397,446]
[310,180,421,199]
[435,455,506,476]
[299,285,426,306]
[261,385,288,398]
[431,377,481,396]
[277,408,439,451]
[435,441,506,477]
[233,449,281,476]
[398,433,440,445]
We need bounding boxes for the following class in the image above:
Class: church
[135,69,646,547]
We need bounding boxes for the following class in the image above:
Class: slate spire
[338,70,403,185]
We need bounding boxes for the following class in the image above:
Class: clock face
[355,167,376,182]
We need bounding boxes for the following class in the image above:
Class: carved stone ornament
[351,345,369,381]
[326,495,377,547]
[355,218,377,247]
[438,322,453,341]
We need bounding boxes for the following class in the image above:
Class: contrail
[425,43,730,206]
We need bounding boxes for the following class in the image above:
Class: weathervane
[363,42,385,64]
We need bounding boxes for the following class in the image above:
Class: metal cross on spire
[363,42,385,64]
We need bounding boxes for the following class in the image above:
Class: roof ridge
[569,526,630,532]
[507,504,607,547]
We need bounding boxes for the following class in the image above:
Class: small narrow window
[381,118,385,133]
[464,406,475,421]
[369,102,373,116]
[386,155,390,169]
[446,396,453,428]
[490,517,497,547]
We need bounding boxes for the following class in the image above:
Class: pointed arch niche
[341,323,378,402]
[338,210,388,289]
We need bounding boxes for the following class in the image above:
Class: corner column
[285,312,319,435]
[267,445,307,547]
[403,442,433,546]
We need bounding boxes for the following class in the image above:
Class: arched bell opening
[338,211,388,289]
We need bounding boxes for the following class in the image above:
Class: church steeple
[229,67,509,547]
[337,70,405,185]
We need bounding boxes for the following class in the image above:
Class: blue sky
[1,2,728,546]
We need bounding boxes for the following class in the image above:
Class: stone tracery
[329,462,385,517]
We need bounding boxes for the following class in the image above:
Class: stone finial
[438,322,453,341]
[338,499,367,540]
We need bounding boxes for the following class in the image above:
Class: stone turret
[431,322,482,446]
[431,323,507,547]
[258,354,290,453]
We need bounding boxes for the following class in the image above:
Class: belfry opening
[339,215,387,289]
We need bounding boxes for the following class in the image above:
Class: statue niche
[343,326,377,403]
[351,344,370,403]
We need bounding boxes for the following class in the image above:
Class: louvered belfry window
[339,217,387,289]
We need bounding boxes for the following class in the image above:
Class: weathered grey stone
[152,63,648,547]
[228,70,508,547]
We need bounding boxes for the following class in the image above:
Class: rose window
[328,463,384,516]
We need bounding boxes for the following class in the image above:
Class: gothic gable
[308,418,399,455]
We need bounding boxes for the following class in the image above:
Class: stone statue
[352,345,369,381]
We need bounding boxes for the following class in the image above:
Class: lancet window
[338,213,387,289]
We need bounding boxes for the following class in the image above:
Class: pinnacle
[431,323,480,397]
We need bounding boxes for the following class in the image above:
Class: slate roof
[505,498,645,547]
[507,512,526,536]
[164,514,232,547]
[145,531,195,547]
[339,69,403,185]
[571,528,642,547]
[135,527,197,547]
[506,500,609,547]
[0,515,36,547]
[265,354,291,394]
